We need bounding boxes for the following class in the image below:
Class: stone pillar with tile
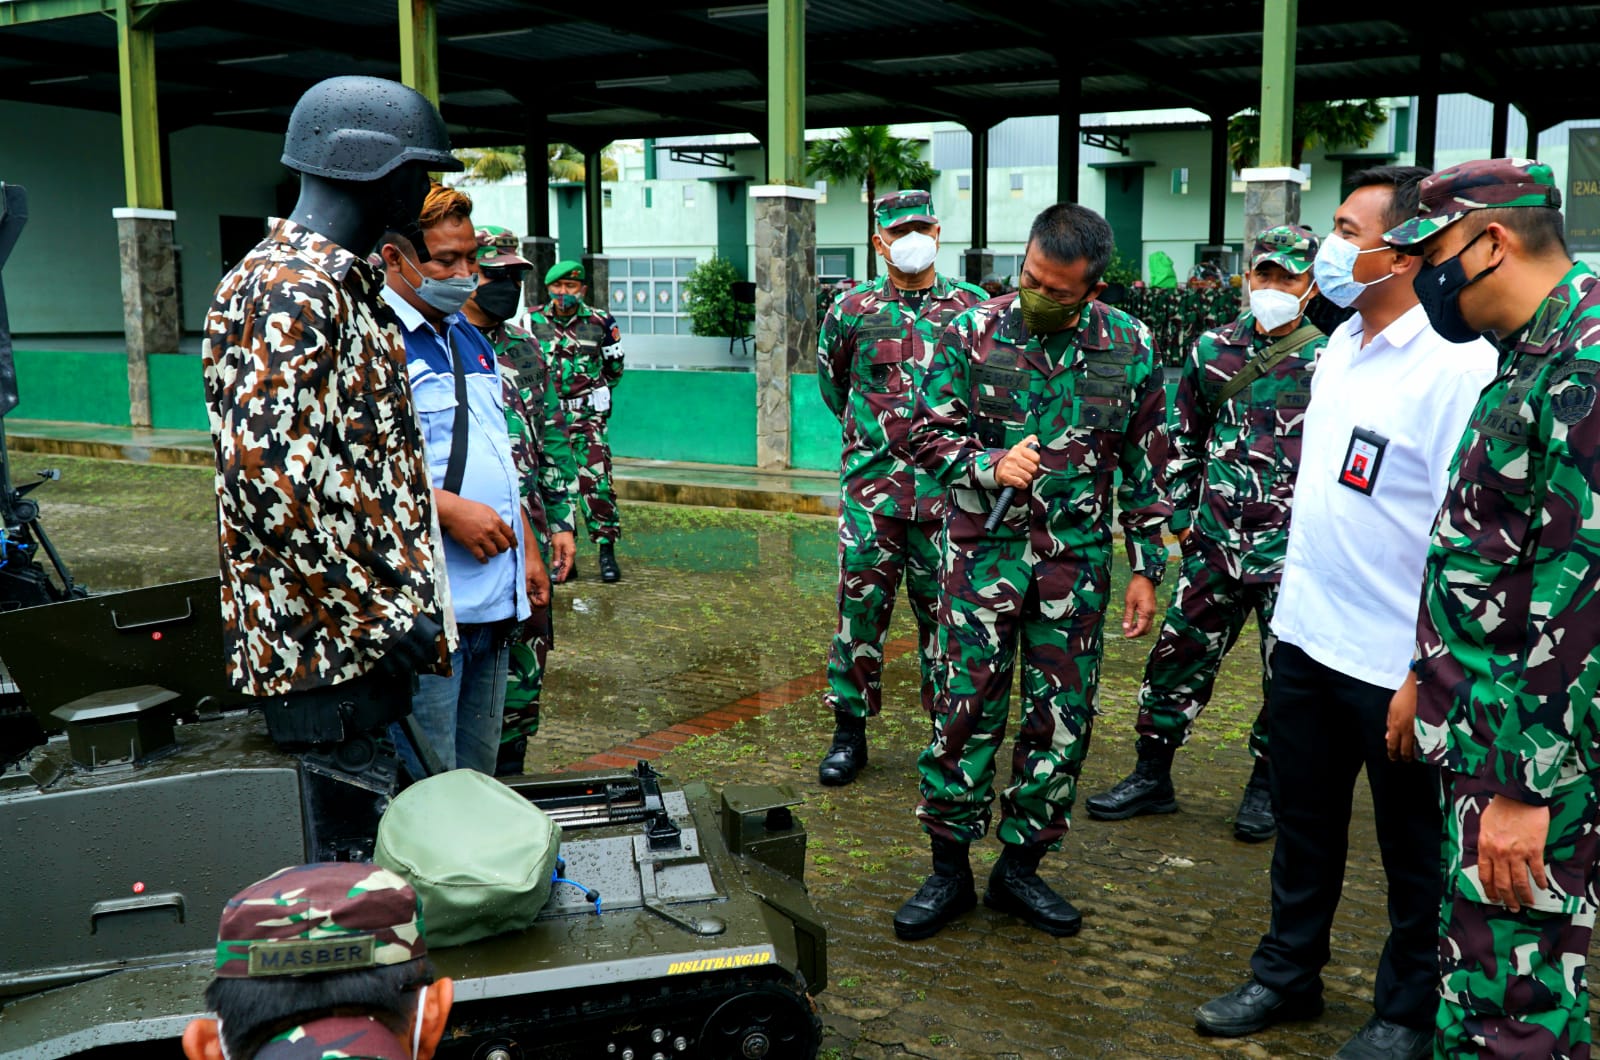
[113,207,179,429]
[1240,166,1303,313]
[751,184,817,471]
[519,236,558,309]
[581,254,610,314]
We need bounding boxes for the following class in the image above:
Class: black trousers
[1249,641,1443,1030]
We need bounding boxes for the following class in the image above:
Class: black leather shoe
[1333,1017,1433,1059]
[1234,782,1276,842]
[818,720,867,786]
[1086,756,1178,820]
[1195,979,1323,1037]
[982,843,1082,936]
[894,837,976,939]
[597,544,621,583]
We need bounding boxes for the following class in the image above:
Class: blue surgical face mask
[1313,232,1393,308]
[396,251,478,316]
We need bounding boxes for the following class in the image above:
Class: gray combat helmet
[282,75,463,181]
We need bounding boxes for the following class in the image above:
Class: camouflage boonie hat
[215,863,426,979]
[544,259,585,286]
[256,1016,411,1060]
[1250,224,1319,275]
[874,189,937,229]
[1383,158,1562,248]
[475,224,531,269]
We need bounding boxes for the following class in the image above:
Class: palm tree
[451,143,620,184]
[1228,100,1387,170]
[807,126,935,281]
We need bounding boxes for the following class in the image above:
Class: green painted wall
[555,186,585,261]
[790,383,841,472]
[609,370,756,466]
[10,350,205,430]
[712,180,750,279]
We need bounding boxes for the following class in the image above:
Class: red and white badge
[1339,426,1388,495]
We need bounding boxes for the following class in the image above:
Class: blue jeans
[398,621,510,776]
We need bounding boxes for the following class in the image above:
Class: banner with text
[1569,129,1600,253]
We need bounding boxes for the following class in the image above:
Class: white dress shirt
[1271,304,1497,689]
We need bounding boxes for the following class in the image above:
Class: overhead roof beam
[0,0,186,28]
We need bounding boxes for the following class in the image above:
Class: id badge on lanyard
[1339,426,1388,495]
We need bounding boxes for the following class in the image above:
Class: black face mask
[473,276,523,322]
[1413,229,1498,344]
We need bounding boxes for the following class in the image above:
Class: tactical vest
[969,304,1138,449]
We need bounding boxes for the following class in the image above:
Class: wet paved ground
[12,454,1583,1058]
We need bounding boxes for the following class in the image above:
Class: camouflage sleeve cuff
[1457,758,1552,807]
[1128,537,1169,585]
[970,449,1004,491]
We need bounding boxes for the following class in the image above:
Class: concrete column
[581,254,609,313]
[399,0,439,106]
[1208,113,1229,246]
[1414,50,1439,171]
[1490,100,1509,158]
[1240,166,1303,292]
[751,185,818,471]
[522,109,555,309]
[1258,0,1297,168]
[113,208,179,428]
[1057,74,1080,204]
[965,122,992,284]
[766,0,806,184]
[582,145,606,256]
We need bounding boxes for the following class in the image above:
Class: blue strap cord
[551,856,602,915]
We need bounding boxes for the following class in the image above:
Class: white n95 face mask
[1250,285,1310,332]
[886,230,938,273]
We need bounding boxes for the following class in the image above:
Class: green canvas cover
[374,768,561,948]
[1148,251,1177,289]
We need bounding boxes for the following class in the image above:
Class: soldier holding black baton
[893,203,1169,941]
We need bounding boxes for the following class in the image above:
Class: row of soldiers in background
[817,160,1600,1059]
[200,75,623,832]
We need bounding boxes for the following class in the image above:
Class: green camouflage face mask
[1018,285,1086,335]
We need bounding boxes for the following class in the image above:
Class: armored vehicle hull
[0,581,826,1059]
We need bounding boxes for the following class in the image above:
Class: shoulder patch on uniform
[1551,371,1597,425]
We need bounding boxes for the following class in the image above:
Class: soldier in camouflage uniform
[527,261,626,583]
[182,862,452,1060]
[894,204,1170,940]
[1387,159,1600,1059]
[816,189,988,786]
[461,225,579,774]
[1086,226,1327,843]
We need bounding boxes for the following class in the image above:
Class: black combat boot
[1084,737,1178,820]
[893,836,977,940]
[597,543,621,583]
[817,712,867,786]
[1233,756,1276,842]
[983,842,1083,936]
[494,734,529,778]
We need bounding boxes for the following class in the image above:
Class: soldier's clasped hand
[994,434,1043,489]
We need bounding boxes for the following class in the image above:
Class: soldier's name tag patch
[1339,427,1387,495]
[1551,372,1597,425]
[247,937,376,976]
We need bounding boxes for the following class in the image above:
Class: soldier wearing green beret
[182,863,453,1060]
[1087,225,1327,842]
[1386,158,1600,1059]
[526,260,626,583]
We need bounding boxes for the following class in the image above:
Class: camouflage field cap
[475,225,531,269]
[545,259,585,285]
[215,863,426,979]
[256,1016,411,1060]
[1383,158,1562,248]
[1251,224,1320,275]
[874,189,937,229]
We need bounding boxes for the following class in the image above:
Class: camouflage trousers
[1437,770,1600,1059]
[564,411,620,544]
[919,555,1105,848]
[502,614,552,743]
[1135,538,1275,759]
[825,505,942,720]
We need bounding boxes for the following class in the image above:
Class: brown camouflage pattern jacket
[202,218,448,695]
